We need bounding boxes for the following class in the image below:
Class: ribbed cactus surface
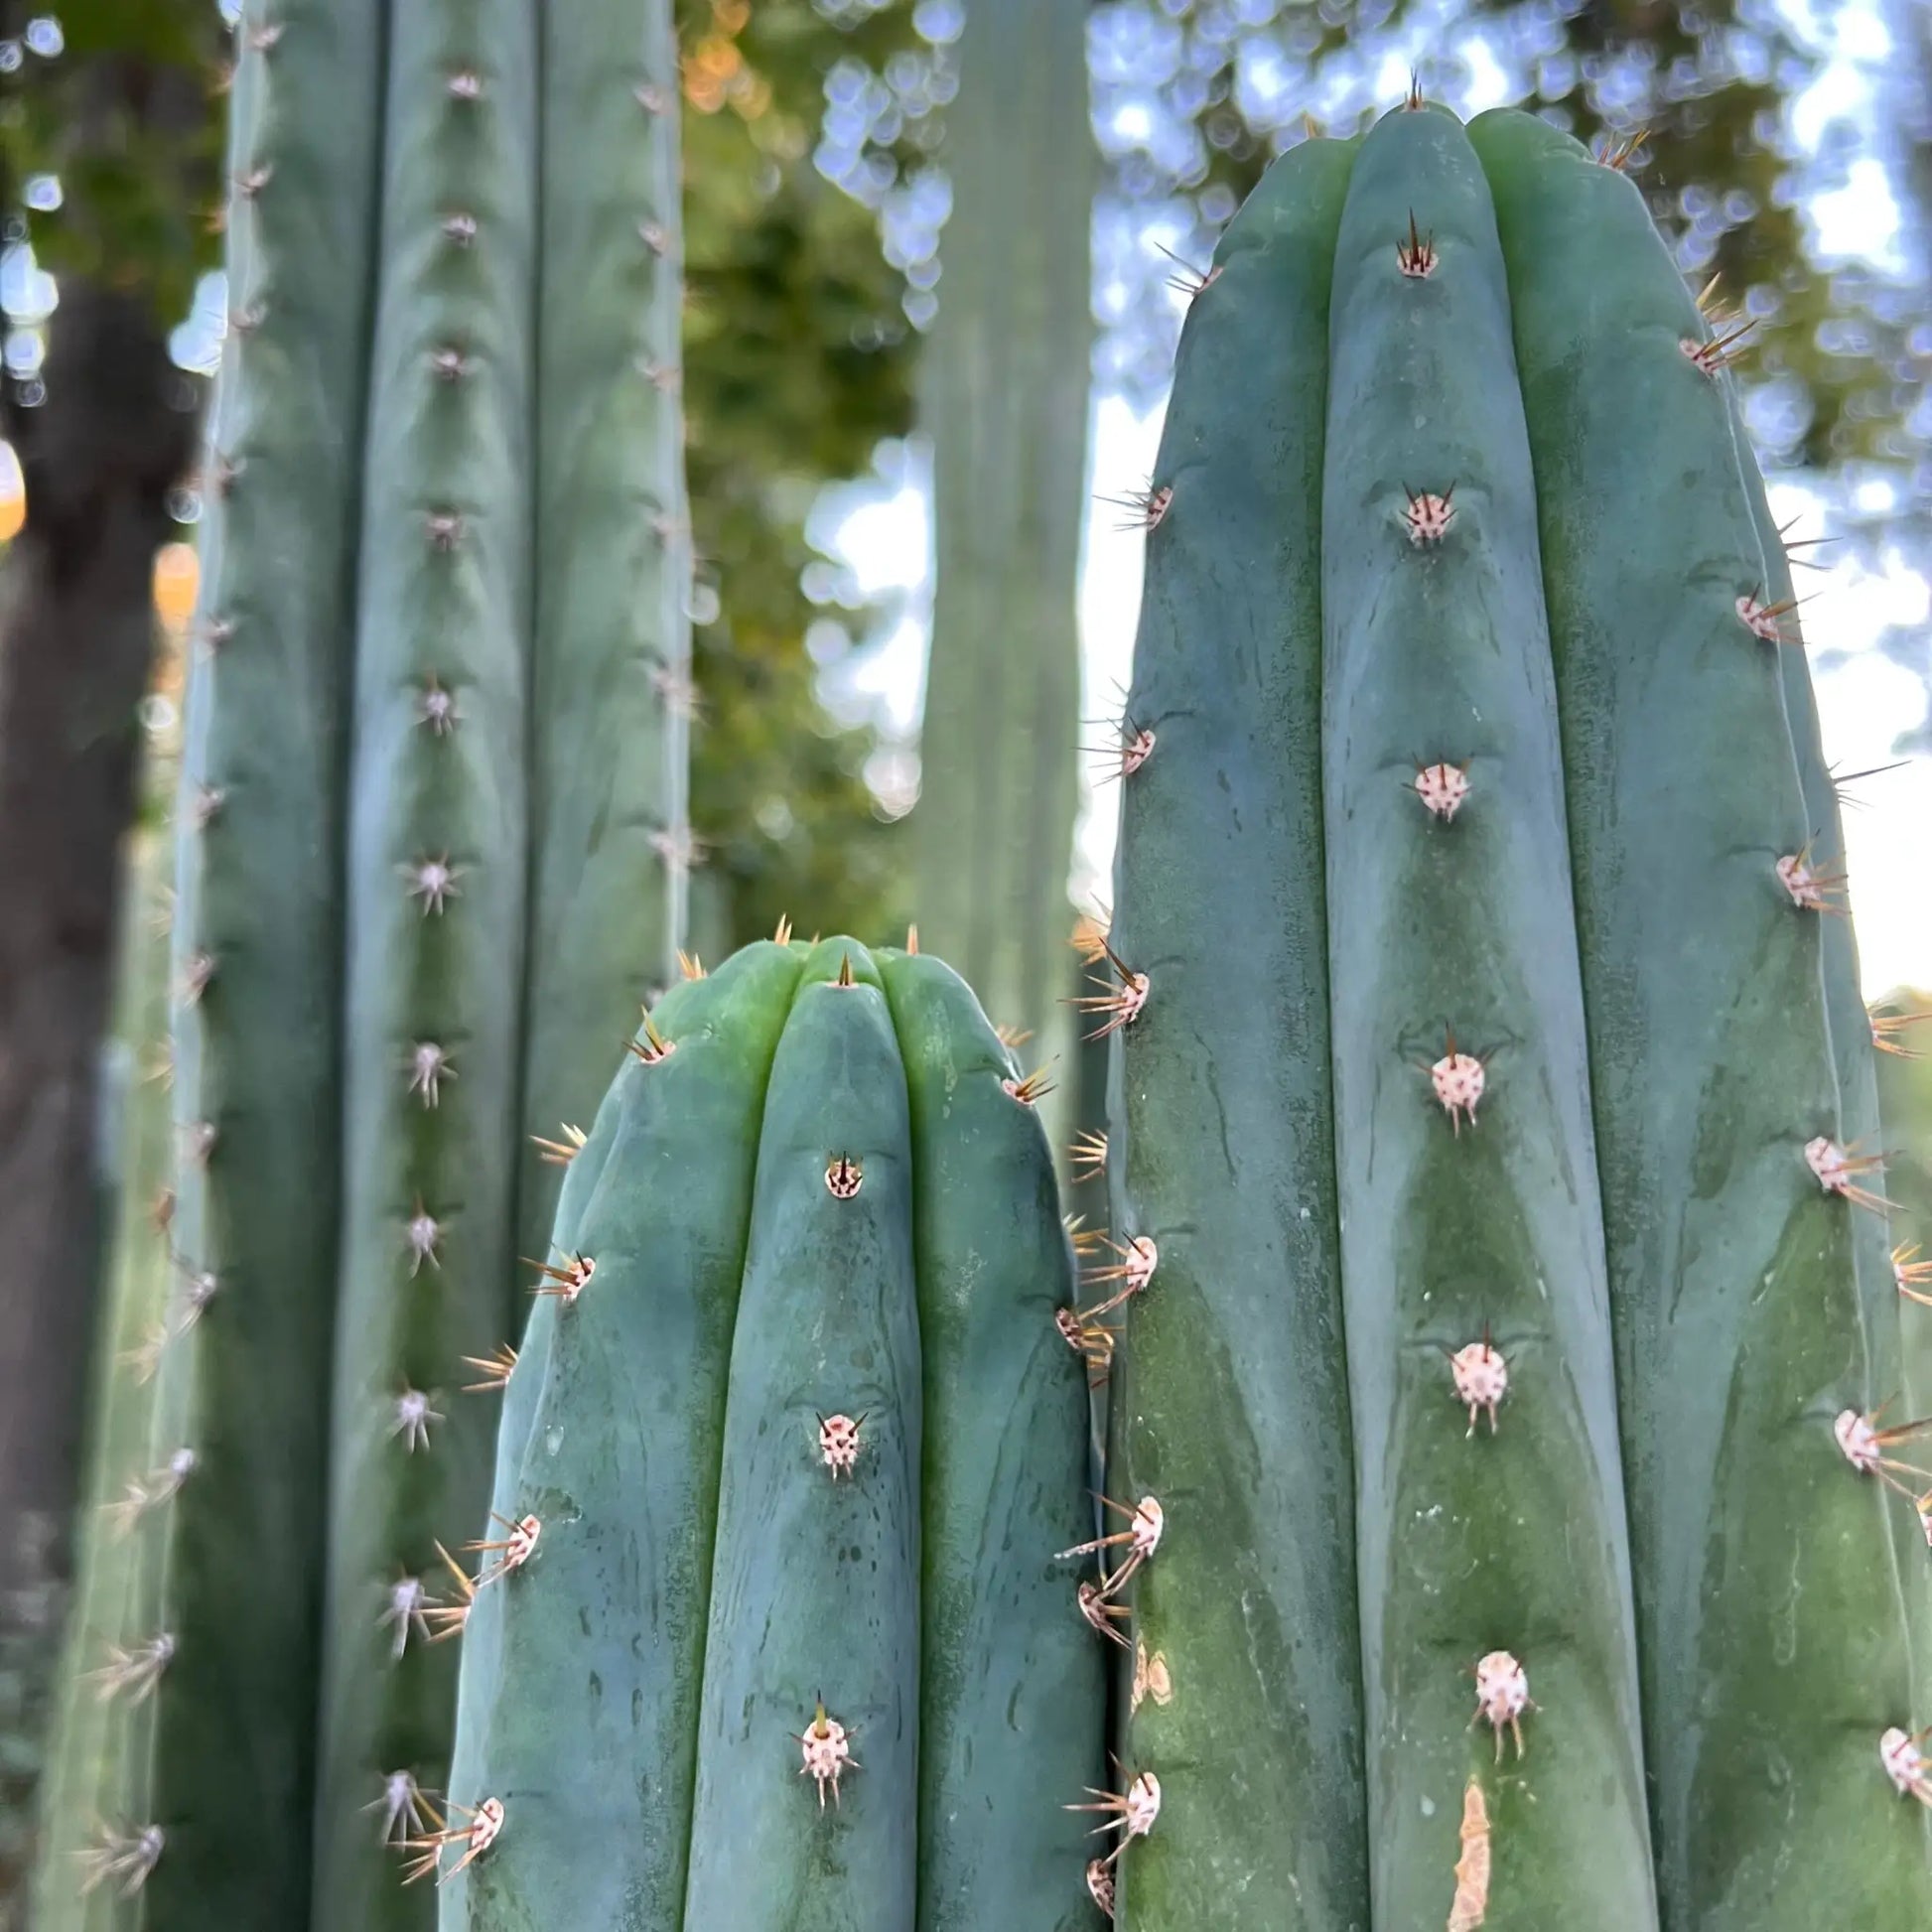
[1096,101,1932,1928]
[36,2,689,1925]
[436,938,1105,1929]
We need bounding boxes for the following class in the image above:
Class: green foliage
[440,939,1104,1928]
[0,0,221,328]
[676,0,927,947]
[1096,104,1931,1928]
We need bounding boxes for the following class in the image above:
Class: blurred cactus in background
[33,1,687,1923]
[912,0,1094,1095]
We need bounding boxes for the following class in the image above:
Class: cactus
[1097,100,1932,1929]
[37,2,688,1924]
[436,938,1104,1928]
[914,0,1094,1085]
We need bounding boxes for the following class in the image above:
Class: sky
[814,0,1932,999]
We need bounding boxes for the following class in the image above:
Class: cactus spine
[38,2,689,1923]
[915,0,1093,1072]
[1099,100,1932,1926]
[441,940,1105,1928]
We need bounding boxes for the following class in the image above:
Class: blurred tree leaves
[1092,0,1925,498]
[675,0,928,945]
[0,0,221,330]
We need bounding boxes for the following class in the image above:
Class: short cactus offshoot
[1097,98,1932,1931]
[441,941,1104,1927]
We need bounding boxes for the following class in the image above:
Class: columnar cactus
[915,0,1094,1085]
[436,938,1105,1928]
[1095,100,1932,1928]
[36,2,689,1924]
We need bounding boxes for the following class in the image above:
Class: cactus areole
[441,939,1105,1926]
[1097,99,1932,1930]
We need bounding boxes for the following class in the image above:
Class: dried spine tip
[1082,1232,1159,1318]
[1104,483,1172,533]
[1086,1858,1118,1918]
[84,1632,176,1705]
[1002,1065,1055,1107]
[465,1511,541,1587]
[1833,1406,1932,1500]
[405,1198,443,1274]
[1429,1026,1486,1134]
[407,1040,455,1106]
[1449,1335,1508,1436]
[772,913,793,946]
[1057,1493,1164,1596]
[836,952,856,987]
[1871,1007,1932,1058]
[1776,842,1848,912]
[1804,1135,1892,1214]
[1054,1305,1118,1386]
[1071,941,1149,1041]
[365,1769,433,1847]
[416,676,460,734]
[75,1823,165,1898]
[1881,1725,1932,1803]
[1594,125,1648,172]
[1414,759,1470,821]
[1681,314,1756,374]
[527,1252,595,1307]
[459,1342,518,1393]
[1403,483,1455,545]
[530,1121,588,1165]
[817,1412,864,1478]
[1076,1579,1132,1647]
[1736,590,1803,643]
[399,1795,504,1886]
[1065,1770,1162,1865]
[797,1699,858,1808]
[380,1576,433,1658]
[824,1153,863,1199]
[1473,1650,1533,1761]
[1893,1243,1932,1308]
[390,1387,443,1451]
[403,853,463,912]
[1396,209,1437,278]
[628,1014,676,1065]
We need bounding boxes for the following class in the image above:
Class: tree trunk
[0,283,192,1919]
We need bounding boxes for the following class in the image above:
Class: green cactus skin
[441,939,1102,1929]
[32,794,178,1932]
[1471,105,1931,1920]
[308,5,540,1927]
[1104,134,1369,1932]
[1104,99,1932,1928]
[515,0,689,1282]
[105,5,385,1921]
[914,0,1093,1080]
[881,952,1104,1931]
[1322,105,1651,1924]
[683,942,923,1928]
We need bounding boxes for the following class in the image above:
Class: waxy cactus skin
[442,941,1106,1930]
[1097,101,1932,1929]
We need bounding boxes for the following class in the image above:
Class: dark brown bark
[0,283,194,1921]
